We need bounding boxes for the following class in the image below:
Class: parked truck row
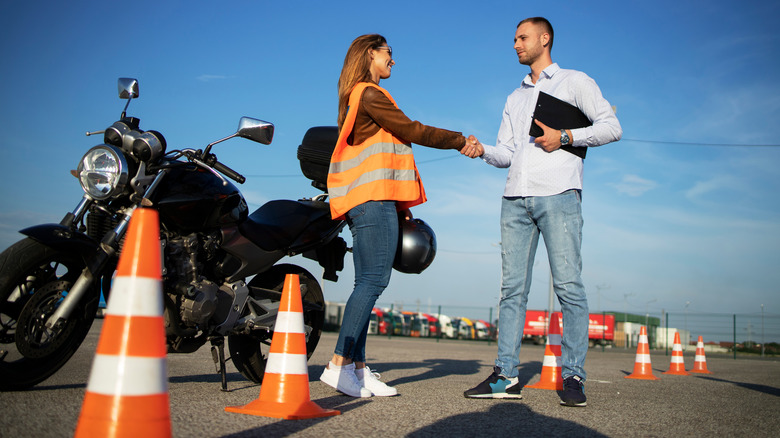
[367,308,497,340]
[323,303,617,346]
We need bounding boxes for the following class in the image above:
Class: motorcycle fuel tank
[153,165,248,231]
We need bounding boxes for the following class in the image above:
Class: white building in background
[655,327,691,350]
[617,322,680,349]
[655,327,729,353]
[324,301,346,330]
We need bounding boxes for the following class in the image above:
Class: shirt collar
[522,63,560,87]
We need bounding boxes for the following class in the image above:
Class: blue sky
[1,0,778,323]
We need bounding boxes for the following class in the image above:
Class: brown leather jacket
[348,86,465,150]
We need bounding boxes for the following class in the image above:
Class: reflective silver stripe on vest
[329,168,417,199]
[328,141,412,175]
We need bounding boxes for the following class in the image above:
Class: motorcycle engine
[180,281,219,326]
[164,233,219,327]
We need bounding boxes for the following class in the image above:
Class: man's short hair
[517,17,554,52]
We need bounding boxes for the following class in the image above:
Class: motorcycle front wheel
[0,238,100,391]
[228,263,325,384]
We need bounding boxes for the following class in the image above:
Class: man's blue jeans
[333,201,398,363]
[495,190,589,380]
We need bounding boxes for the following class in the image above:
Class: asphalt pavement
[1,320,778,437]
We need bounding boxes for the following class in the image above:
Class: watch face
[561,131,570,145]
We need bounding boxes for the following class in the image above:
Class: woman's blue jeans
[333,201,398,362]
[495,190,589,380]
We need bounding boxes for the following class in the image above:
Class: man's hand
[532,119,570,153]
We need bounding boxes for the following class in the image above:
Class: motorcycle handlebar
[181,150,246,185]
[213,160,246,184]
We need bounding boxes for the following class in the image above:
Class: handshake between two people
[459,119,565,159]
[460,135,484,159]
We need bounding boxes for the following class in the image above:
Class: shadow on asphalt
[170,371,244,384]
[516,361,544,387]
[618,367,664,377]
[695,375,780,397]
[169,371,261,392]
[18,359,548,395]
[166,355,551,396]
[311,358,481,387]
[307,359,544,389]
[217,392,606,438]
[220,395,370,438]
[616,369,780,398]
[407,402,607,437]
[20,382,87,391]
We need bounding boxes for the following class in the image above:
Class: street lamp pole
[645,299,657,348]
[761,304,765,358]
[684,301,691,352]
[623,293,634,348]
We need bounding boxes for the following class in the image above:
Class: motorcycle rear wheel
[228,264,325,384]
[0,238,100,391]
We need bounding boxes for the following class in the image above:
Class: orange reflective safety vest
[327,83,426,220]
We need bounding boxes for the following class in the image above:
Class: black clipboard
[529,91,592,159]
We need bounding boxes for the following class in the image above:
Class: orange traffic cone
[663,332,689,375]
[690,336,713,374]
[75,208,171,438]
[225,274,339,419]
[625,326,659,380]
[526,313,563,390]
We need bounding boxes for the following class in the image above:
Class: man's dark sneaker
[464,366,522,399]
[560,375,587,407]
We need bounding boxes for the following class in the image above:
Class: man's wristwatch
[560,129,571,146]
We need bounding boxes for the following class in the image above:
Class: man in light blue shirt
[462,17,622,407]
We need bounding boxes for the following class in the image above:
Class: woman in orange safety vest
[319,34,476,398]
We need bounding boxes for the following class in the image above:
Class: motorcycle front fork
[44,206,133,332]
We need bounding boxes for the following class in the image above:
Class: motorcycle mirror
[237,117,274,145]
[118,78,139,99]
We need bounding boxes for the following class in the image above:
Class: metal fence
[663,311,780,356]
[364,301,780,357]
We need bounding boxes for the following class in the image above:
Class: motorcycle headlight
[77,145,129,200]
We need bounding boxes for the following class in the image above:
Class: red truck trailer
[369,307,389,335]
[522,310,615,347]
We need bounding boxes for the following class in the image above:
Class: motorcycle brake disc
[15,280,78,359]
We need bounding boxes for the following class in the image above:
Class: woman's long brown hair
[337,34,387,130]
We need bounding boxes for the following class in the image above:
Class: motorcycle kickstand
[209,336,229,392]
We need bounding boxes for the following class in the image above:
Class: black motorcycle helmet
[393,217,437,274]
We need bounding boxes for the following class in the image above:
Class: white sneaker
[357,366,398,396]
[320,362,372,398]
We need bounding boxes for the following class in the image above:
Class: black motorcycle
[0,78,348,391]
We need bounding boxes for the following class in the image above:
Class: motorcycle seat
[239,199,332,252]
